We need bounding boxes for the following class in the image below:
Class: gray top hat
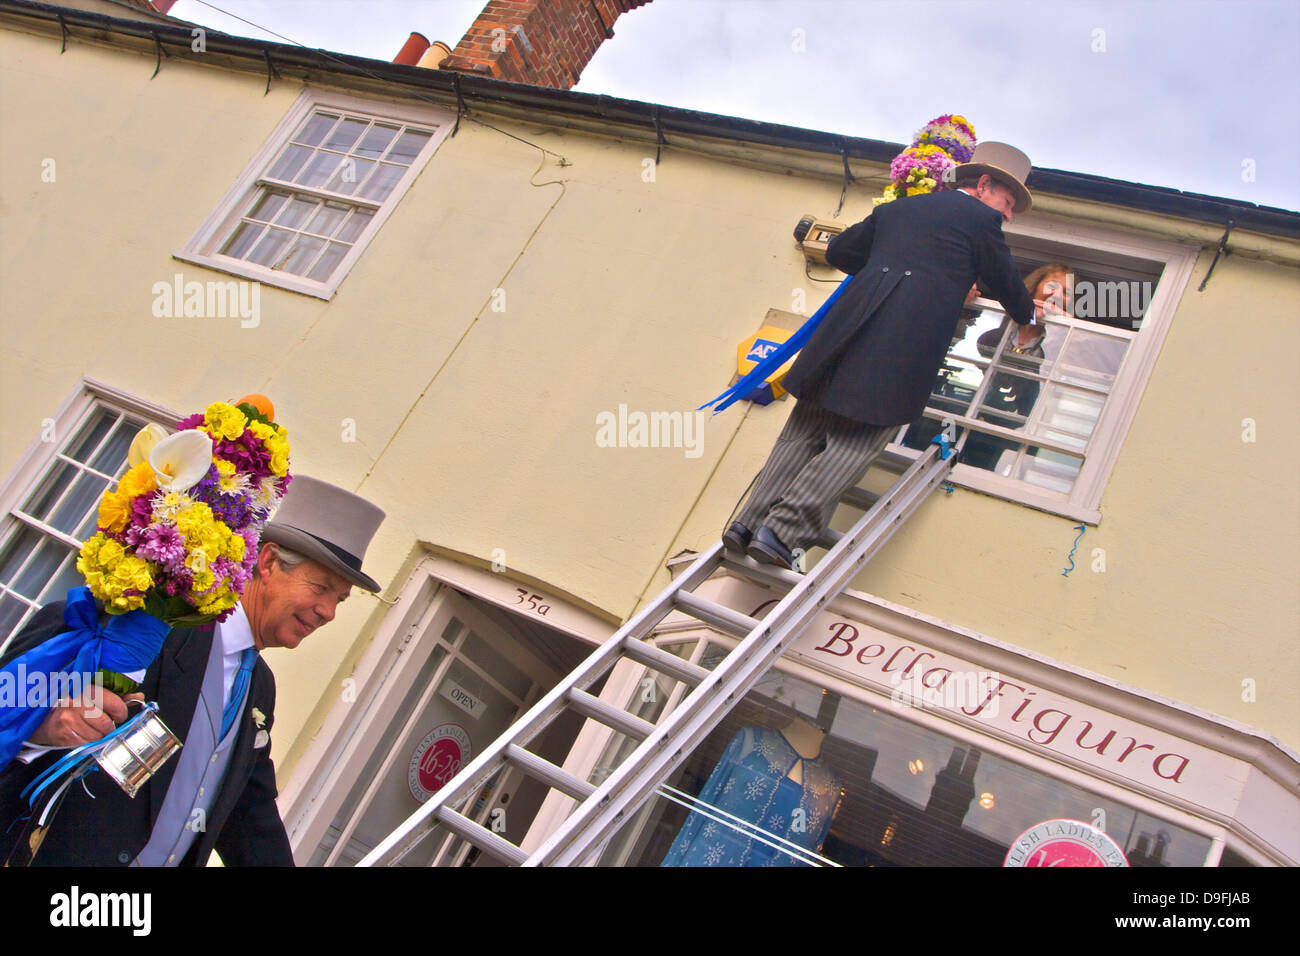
[952,141,1033,213]
[261,475,386,593]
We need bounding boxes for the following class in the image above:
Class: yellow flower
[203,402,247,441]
[97,492,130,534]
[97,539,126,568]
[214,459,236,478]
[116,461,158,501]
[247,421,274,442]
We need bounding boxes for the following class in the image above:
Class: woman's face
[1035,272,1070,311]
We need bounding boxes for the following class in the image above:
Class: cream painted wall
[2,25,1297,777]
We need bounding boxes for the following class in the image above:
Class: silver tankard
[94,700,182,798]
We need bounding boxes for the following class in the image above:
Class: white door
[308,592,559,866]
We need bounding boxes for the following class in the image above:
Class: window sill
[171,251,337,301]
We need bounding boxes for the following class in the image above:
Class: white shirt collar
[220,601,256,657]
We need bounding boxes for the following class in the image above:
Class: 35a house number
[513,588,551,616]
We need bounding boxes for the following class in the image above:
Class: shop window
[593,647,1215,867]
[890,227,1196,524]
[0,382,175,651]
[175,89,454,300]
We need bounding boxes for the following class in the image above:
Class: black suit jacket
[782,189,1036,426]
[0,601,293,866]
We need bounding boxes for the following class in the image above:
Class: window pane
[247,228,295,268]
[357,163,404,202]
[355,124,399,159]
[326,158,374,195]
[268,144,313,182]
[1023,384,1105,448]
[274,196,319,230]
[977,371,1042,429]
[88,417,139,475]
[925,356,989,418]
[65,410,116,464]
[1054,330,1128,390]
[961,428,1026,475]
[0,526,42,583]
[386,129,432,164]
[0,593,29,645]
[307,243,349,281]
[306,203,348,238]
[294,111,338,147]
[296,152,343,189]
[222,221,265,260]
[11,538,74,600]
[48,472,108,535]
[1011,445,1083,493]
[335,209,373,244]
[278,236,326,276]
[40,552,87,606]
[323,117,368,153]
[246,191,288,223]
[22,461,77,520]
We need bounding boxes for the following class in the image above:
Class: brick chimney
[440,0,653,89]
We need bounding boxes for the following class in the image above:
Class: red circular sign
[408,724,472,802]
[1004,818,1129,867]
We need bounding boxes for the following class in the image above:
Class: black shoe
[722,522,752,553]
[747,525,798,571]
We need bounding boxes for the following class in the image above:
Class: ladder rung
[840,487,879,510]
[876,448,912,471]
[672,590,762,638]
[723,555,805,590]
[433,806,528,866]
[504,744,595,801]
[567,688,657,741]
[619,638,711,686]
[814,527,843,550]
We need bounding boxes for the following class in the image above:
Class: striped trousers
[736,400,895,554]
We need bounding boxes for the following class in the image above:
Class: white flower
[149,429,213,492]
[126,423,169,468]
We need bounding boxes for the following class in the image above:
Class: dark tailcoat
[782,188,1036,426]
[0,601,293,866]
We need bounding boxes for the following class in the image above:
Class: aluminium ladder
[358,435,960,868]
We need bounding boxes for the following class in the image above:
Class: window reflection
[600,655,1212,867]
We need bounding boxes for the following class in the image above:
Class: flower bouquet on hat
[0,395,290,847]
[875,114,977,204]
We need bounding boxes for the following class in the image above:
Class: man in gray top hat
[728,143,1041,570]
[0,475,385,866]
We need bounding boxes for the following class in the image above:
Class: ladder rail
[528,443,953,866]
[357,539,729,867]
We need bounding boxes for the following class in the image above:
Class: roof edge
[2,0,1298,240]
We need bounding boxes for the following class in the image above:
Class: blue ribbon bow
[699,275,854,416]
[0,587,170,770]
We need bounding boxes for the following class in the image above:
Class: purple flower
[137,524,187,573]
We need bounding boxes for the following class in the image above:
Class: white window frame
[886,218,1199,524]
[0,379,179,653]
[174,88,456,301]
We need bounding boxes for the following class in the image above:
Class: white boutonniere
[251,708,269,748]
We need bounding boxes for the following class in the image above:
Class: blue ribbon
[699,275,854,416]
[0,587,170,770]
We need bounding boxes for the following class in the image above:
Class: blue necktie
[220,648,258,741]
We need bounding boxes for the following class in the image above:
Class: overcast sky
[171,0,1299,212]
